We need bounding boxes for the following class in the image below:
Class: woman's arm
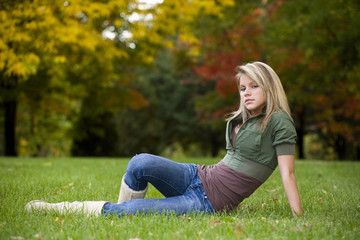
[277,155,303,216]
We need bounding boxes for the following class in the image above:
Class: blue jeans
[103,153,214,217]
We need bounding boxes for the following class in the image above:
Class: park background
[1,1,359,239]
[1,0,359,161]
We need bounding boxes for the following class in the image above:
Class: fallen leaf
[304,223,312,228]
[233,225,244,239]
[210,219,222,229]
[271,193,279,202]
[54,217,59,222]
[266,187,280,193]
[318,197,324,204]
[61,218,65,225]
[34,233,44,240]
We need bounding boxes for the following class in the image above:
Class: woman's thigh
[125,153,197,197]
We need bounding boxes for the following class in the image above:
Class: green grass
[0,157,359,239]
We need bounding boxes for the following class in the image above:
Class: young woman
[26,62,303,217]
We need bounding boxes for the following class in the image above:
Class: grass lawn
[0,157,359,239]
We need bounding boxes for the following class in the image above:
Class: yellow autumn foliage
[1,0,240,156]
[0,0,131,81]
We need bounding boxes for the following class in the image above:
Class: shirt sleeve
[275,143,295,155]
[271,112,297,155]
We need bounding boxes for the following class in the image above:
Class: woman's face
[239,74,266,116]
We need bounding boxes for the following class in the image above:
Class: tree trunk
[4,100,17,156]
[2,75,18,156]
[210,132,220,157]
[296,107,306,159]
[334,135,347,161]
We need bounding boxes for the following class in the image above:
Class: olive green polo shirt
[222,111,297,183]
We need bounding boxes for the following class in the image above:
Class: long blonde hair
[227,62,292,131]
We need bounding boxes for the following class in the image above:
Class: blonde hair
[227,61,292,131]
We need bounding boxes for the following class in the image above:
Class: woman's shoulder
[269,110,297,144]
[271,110,293,120]
[269,110,295,128]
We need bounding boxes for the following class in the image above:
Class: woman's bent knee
[126,153,152,176]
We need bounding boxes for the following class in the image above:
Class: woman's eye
[240,87,246,92]
[251,85,258,88]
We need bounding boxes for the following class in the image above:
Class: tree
[177,1,265,156]
[109,0,240,157]
[0,0,143,156]
[184,0,360,160]
[114,49,216,157]
[265,0,360,160]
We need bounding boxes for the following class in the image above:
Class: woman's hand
[277,155,303,216]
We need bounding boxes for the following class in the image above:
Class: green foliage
[0,157,359,239]
[0,0,148,156]
[189,0,360,160]
[263,0,360,159]
[114,49,221,157]
[1,0,359,159]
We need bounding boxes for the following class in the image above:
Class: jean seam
[145,164,197,196]
[143,174,186,196]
